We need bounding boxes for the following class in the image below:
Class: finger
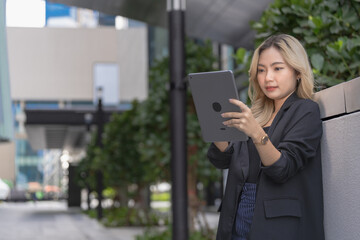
[223,121,244,130]
[221,112,246,119]
[229,99,250,112]
[222,118,244,126]
[225,123,242,129]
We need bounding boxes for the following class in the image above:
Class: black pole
[84,113,93,210]
[96,90,104,220]
[168,1,188,240]
[218,43,222,70]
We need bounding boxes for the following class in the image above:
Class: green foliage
[138,39,221,186]
[102,100,152,189]
[136,227,171,240]
[76,132,99,190]
[103,187,116,199]
[77,38,221,213]
[185,40,220,186]
[151,192,171,202]
[136,55,171,182]
[84,209,97,219]
[232,47,253,104]
[250,0,360,88]
[84,207,170,227]
[136,226,216,240]
[102,207,169,227]
[233,48,252,74]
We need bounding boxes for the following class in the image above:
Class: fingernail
[221,113,224,117]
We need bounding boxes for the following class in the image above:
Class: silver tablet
[188,70,248,142]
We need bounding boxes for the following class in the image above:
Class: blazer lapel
[267,92,299,138]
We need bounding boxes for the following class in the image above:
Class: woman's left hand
[221,99,262,139]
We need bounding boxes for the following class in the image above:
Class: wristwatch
[257,134,269,145]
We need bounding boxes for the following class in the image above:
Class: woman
[208,34,324,240]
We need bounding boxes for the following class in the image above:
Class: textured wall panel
[322,111,360,240]
[344,77,360,113]
[313,83,346,119]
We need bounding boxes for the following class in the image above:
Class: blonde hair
[248,34,314,126]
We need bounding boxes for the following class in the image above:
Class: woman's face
[257,47,298,106]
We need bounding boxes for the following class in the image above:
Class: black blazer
[208,93,325,240]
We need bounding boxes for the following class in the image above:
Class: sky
[6,0,46,28]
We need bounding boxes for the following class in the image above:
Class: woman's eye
[257,69,265,73]
[275,67,283,71]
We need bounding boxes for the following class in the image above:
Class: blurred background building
[2,0,151,199]
[1,0,237,201]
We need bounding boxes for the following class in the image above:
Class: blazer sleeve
[207,142,233,169]
[262,100,322,183]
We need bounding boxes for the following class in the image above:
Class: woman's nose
[265,71,274,81]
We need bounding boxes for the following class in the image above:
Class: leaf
[320,12,332,25]
[330,22,342,34]
[337,63,347,73]
[311,16,323,28]
[308,15,323,31]
[352,21,360,30]
[281,7,292,14]
[273,15,286,24]
[251,22,263,30]
[311,54,324,71]
[349,61,360,69]
[326,46,341,59]
[293,27,303,34]
[323,1,338,11]
[304,36,318,44]
[235,48,246,64]
[298,19,309,27]
[329,39,345,52]
[352,37,360,47]
[272,8,282,15]
[291,4,309,16]
[308,17,316,28]
[343,10,358,25]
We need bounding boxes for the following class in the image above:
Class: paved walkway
[0,201,219,240]
[0,201,145,240]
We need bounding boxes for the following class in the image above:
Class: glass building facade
[0,0,13,142]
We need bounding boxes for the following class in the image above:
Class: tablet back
[188,70,248,142]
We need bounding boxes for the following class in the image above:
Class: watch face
[261,135,269,145]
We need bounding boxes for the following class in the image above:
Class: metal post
[96,87,104,220]
[168,0,188,239]
[218,43,222,70]
[84,113,93,210]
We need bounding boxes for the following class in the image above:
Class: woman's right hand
[214,142,229,152]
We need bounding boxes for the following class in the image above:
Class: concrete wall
[314,77,360,240]
[0,142,15,183]
[321,112,360,240]
[7,27,148,102]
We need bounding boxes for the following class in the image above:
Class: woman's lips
[265,86,277,91]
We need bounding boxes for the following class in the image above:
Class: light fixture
[84,113,93,124]
[96,86,103,101]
